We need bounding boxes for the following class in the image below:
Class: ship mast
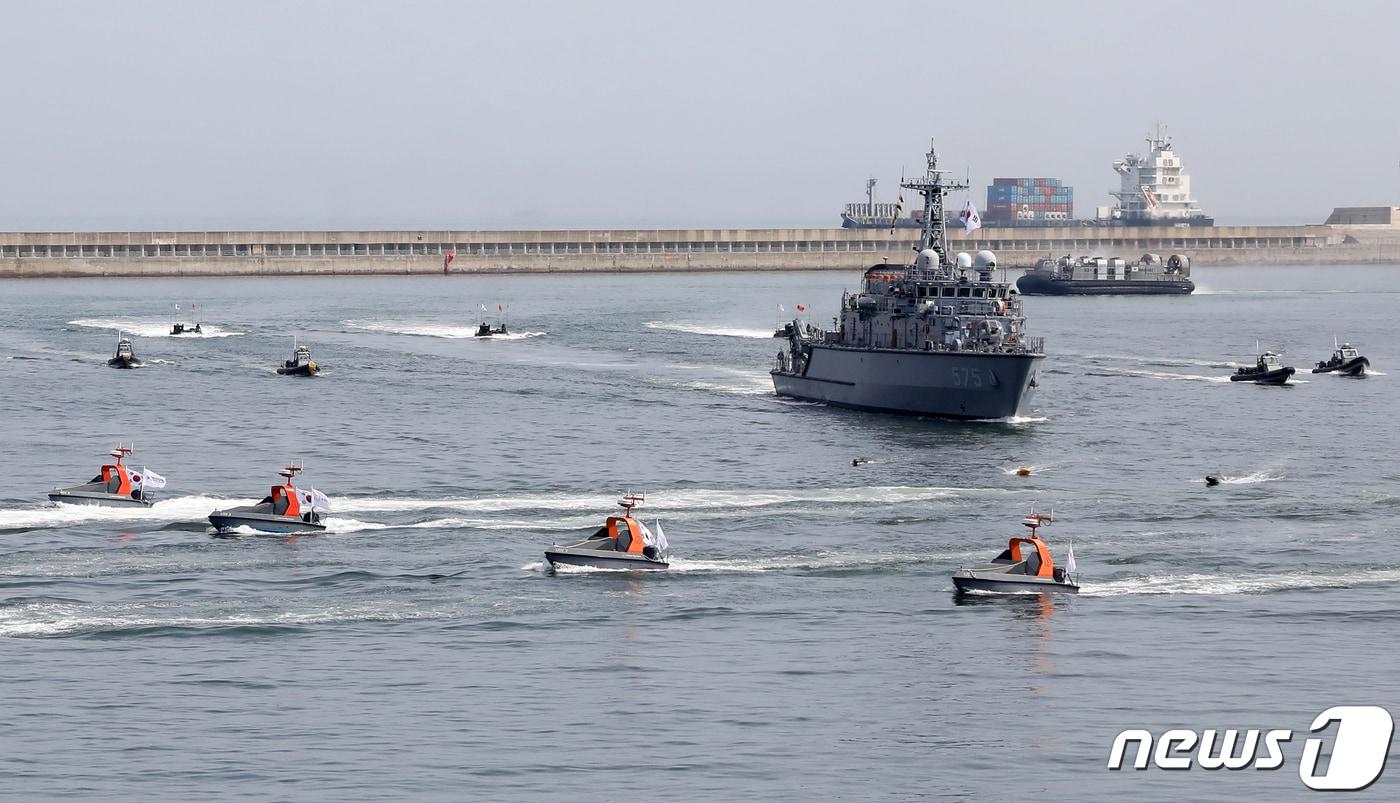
[900,139,968,269]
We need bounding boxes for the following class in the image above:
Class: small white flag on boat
[653,520,669,554]
[961,200,982,235]
[1065,543,1077,575]
[134,468,166,490]
[305,488,332,512]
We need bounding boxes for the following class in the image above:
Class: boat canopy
[270,484,302,518]
[100,464,133,496]
[607,515,646,554]
[1005,536,1054,578]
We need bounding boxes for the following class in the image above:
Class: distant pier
[0,223,1395,278]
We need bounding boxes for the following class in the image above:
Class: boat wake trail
[0,495,256,532]
[343,320,544,340]
[1086,567,1400,597]
[1088,367,1232,384]
[68,319,245,338]
[530,549,979,576]
[644,321,774,339]
[1211,470,1284,485]
[336,486,1003,518]
[0,599,445,639]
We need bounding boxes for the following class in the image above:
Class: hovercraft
[108,333,141,368]
[544,492,670,571]
[1230,352,1294,385]
[208,464,330,534]
[276,342,319,376]
[951,512,1079,594]
[1311,342,1369,376]
[48,443,165,507]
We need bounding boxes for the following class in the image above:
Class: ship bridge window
[941,287,955,297]
[972,288,986,298]
[956,287,971,298]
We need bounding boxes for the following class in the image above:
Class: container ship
[985,177,1072,225]
[840,178,924,229]
[1105,127,1213,226]
[839,125,1212,229]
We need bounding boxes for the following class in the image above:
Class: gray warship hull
[772,346,1043,419]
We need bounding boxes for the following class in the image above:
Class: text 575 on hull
[772,140,1045,419]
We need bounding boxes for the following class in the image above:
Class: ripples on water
[3,266,1400,799]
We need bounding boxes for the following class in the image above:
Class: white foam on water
[0,495,257,530]
[1213,470,1284,485]
[1000,464,1051,476]
[1072,352,1245,370]
[675,378,774,397]
[1097,366,1233,384]
[334,486,990,517]
[0,600,444,638]
[68,319,245,338]
[1085,568,1400,597]
[343,320,543,340]
[644,321,774,339]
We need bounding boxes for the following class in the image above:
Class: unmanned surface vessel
[772,140,1045,419]
[48,444,165,507]
[951,512,1079,594]
[544,493,670,570]
[208,465,330,534]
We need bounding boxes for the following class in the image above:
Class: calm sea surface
[3,265,1399,801]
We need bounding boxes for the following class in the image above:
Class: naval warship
[771,140,1045,419]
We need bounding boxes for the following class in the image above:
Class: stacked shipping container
[985,178,1073,224]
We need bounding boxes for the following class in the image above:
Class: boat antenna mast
[280,463,304,483]
[618,490,645,516]
[110,443,134,464]
[901,138,968,270]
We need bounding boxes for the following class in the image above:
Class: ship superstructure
[1110,127,1212,226]
[840,178,923,229]
[773,140,1046,419]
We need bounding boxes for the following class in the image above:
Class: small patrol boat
[170,303,202,335]
[276,342,319,376]
[208,464,330,534]
[544,493,670,571]
[48,444,166,507]
[475,303,509,337]
[1230,352,1294,385]
[1205,474,1222,487]
[108,333,141,368]
[1312,341,1369,376]
[951,512,1079,594]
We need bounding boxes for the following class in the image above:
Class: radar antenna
[900,138,969,270]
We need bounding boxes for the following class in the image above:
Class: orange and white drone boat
[951,511,1079,594]
[544,492,670,571]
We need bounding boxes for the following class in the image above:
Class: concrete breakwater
[0,224,1394,278]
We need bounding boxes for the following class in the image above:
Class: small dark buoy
[1205,474,1221,487]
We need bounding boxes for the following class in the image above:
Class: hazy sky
[1,0,1396,230]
